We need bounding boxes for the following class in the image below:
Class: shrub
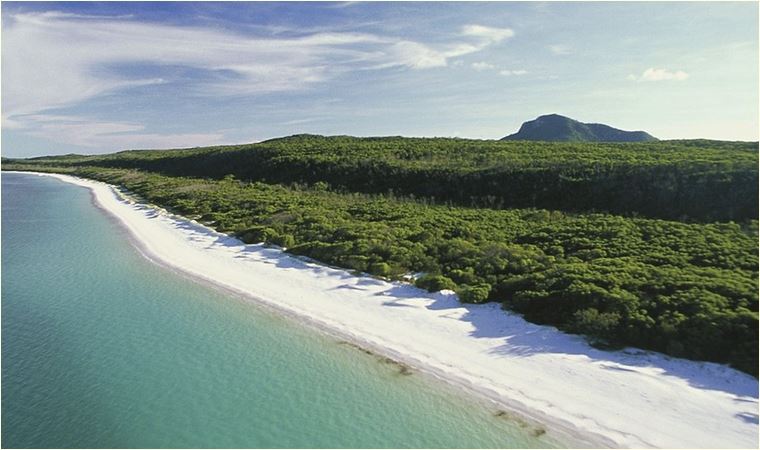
[368,262,391,277]
[271,233,295,248]
[568,308,621,341]
[415,274,457,292]
[341,255,369,272]
[239,226,275,243]
[458,283,492,304]
[449,268,479,285]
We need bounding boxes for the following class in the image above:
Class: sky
[1,1,758,157]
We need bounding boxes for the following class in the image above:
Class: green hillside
[5,135,757,222]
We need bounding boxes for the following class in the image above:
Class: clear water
[1,172,561,448]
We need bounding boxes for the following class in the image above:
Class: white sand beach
[18,172,759,448]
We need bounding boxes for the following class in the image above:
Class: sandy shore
[13,171,759,448]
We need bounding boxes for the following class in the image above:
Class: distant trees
[12,135,757,221]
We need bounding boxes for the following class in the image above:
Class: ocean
[1,172,559,448]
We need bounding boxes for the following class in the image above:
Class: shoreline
[8,171,758,448]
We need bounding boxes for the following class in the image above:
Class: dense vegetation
[6,135,757,221]
[502,114,658,142]
[4,161,757,376]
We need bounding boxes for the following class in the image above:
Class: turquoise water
[1,172,560,448]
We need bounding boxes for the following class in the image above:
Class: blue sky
[2,1,758,157]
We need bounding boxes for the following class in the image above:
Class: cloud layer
[628,67,690,82]
[2,11,515,145]
[15,114,226,150]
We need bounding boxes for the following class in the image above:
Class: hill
[3,135,757,221]
[502,114,658,142]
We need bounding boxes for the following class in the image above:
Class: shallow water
[1,172,561,448]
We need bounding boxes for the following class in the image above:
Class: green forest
[4,135,758,375]
[11,135,758,221]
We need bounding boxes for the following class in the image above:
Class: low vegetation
[4,161,757,376]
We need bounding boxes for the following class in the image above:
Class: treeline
[5,165,757,375]
[8,135,758,221]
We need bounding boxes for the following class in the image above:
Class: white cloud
[471,63,527,75]
[373,25,514,71]
[2,13,386,119]
[629,68,690,82]
[3,13,513,117]
[461,24,514,43]
[549,44,572,55]
[325,1,361,9]
[2,12,515,150]
[499,69,528,76]
[16,114,226,150]
[282,117,320,126]
[472,62,496,71]
[381,40,451,69]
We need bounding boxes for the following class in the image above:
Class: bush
[568,308,621,341]
[271,233,295,248]
[239,226,276,244]
[341,255,369,272]
[449,268,479,284]
[368,262,391,277]
[458,283,492,304]
[415,274,457,292]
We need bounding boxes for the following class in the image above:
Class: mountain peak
[502,115,657,142]
[536,113,568,119]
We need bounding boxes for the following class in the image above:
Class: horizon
[6,124,760,161]
[2,1,758,158]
